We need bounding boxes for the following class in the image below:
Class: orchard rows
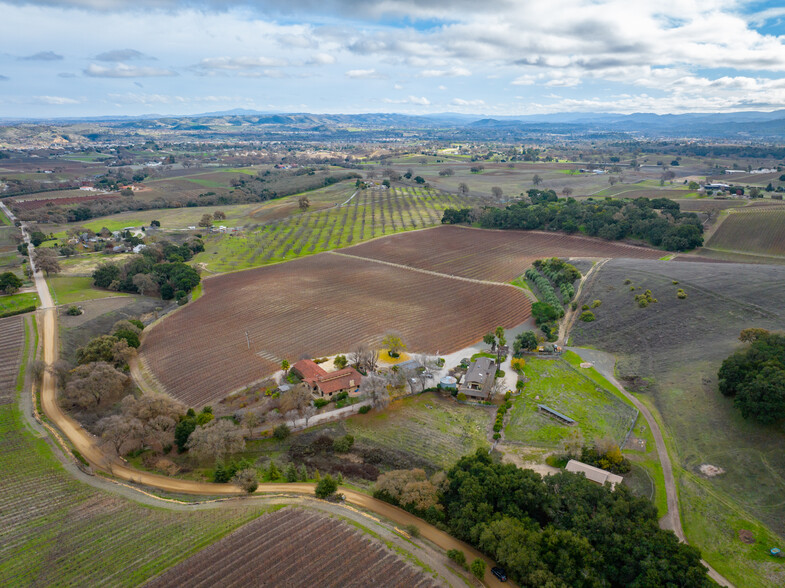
[0,316,25,405]
[202,187,472,272]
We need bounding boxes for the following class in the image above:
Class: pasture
[47,275,127,306]
[569,258,785,587]
[504,356,637,447]
[140,250,532,406]
[343,225,664,283]
[0,292,38,316]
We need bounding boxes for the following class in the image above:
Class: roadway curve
[22,235,506,586]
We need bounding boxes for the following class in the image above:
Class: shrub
[358,405,371,414]
[672,280,679,285]
[493,432,501,440]
[624,279,631,285]
[470,558,486,579]
[334,391,349,402]
[333,354,348,369]
[579,310,595,322]
[314,398,329,409]
[333,434,355,453]
[457,393,467,401]
[571,301,578,310]
[405,524,420,538]
[677,288,687,299]
[114,329,140,348]
[273,424,290,440]
[591,299,602,308]
[315,474,338,499]
[581,304,589,310]
[447,549,467,569]
[66,305,82,316]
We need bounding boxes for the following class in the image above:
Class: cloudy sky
[2,0,785,118]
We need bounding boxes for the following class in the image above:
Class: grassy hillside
[570,258,785,587]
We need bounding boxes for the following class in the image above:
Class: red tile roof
[291,359,327,384]
[317,367,362,395]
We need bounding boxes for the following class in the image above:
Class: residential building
[458,357,496,400]
[291,359,362,398]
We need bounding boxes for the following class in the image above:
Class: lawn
[344,392,491,469]
[0,292,39,316]
[47,275,126,306]
[504,356,638,447]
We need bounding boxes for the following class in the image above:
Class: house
[565,460,623,490]
[290,359,362,398]
[458,357,496,400]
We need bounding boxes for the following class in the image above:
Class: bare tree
[280,384,313,422]
[562,186,573,197]
[303,405,317,427]
[62,362,130,410]
[49,359,71,390]
[186,419,246,462]
[298,196,310,211]
[532,174,543,186]
[28,359,46,384]
[242,410,260,437]
[351,344,378,373]
[98,414,144,456]
[33,248,61,276]
[132,273,158,296]
[491,186,503,198]
[232,468,259,493]
[360,374,390,410]
[458,182,469,196]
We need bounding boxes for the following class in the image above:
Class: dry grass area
[145,508,440,588]
[342,225,664,283]
[141,251,531,406]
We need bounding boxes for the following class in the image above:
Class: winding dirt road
[28,255,506,585]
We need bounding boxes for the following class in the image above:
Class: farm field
[195,187,472,273]
[342,225,664,283]
[504,356,637,447]
[0,316,25,405]
[146,508,440,588]
[706,208,785,257]
[48,275,127,306]
[0,292,39,316]
[140,251,532,406]
[0,401,272,587]
[569,259,785,587]
[344,392,490,469]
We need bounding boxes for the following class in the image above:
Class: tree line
[442,192,704,251]
[375,451,710,587]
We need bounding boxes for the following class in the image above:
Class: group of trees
[92,239,202,301]
[718,329,785,424]
[436,451,709,587]
[442,194,704,251]
[0,271,23,294]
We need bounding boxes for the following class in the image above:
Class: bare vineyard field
[0,402,269,586]
[195,187,472,273]
[706,208,785,257]
[342,225,664,283]
[10,192,120,211]
[0,316,24,405]
[146,508,439,588]
[141,252,531,406]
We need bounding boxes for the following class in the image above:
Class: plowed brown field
[341,225,664,282]
[141,251,532,406]
[145,508,440,588]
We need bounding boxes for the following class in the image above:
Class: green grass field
[344,392,491,469]
[0,292,39,315]
[505,356,638,447]
[47,275,126,306]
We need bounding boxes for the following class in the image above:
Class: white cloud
[33,95,81,104]
[451,98,485,106]
[418,66,471,78]
[345,68,385,79]
[198,56,288,70]
[383,95,430,105]
[84,63,177,77]
[308,53,335,65]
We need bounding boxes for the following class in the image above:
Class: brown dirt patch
[738,529,756,544]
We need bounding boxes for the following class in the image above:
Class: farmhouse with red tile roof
[291,359,362,398]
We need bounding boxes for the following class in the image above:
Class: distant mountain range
[5,109,785,140]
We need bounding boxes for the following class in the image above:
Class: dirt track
[34,295,506,586]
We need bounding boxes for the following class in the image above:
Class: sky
[2,0,785,118]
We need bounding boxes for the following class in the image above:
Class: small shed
[439,376,457,390]
[565,460,623,490]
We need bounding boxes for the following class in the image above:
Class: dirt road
[566,346,733,588]
[32,288,506,586]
